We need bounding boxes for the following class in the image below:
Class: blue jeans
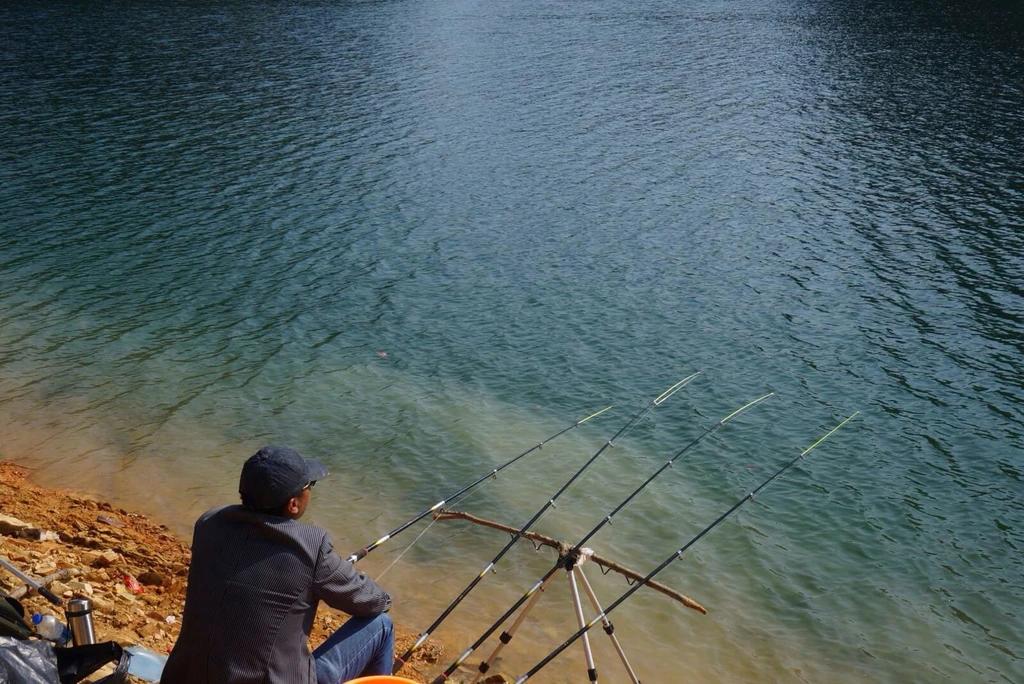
[313,613,395,684]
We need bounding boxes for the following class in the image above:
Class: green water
[1,0,1021,681]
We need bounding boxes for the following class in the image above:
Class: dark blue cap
[239,446,329,510]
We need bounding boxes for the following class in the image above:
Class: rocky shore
[0,459,444,682]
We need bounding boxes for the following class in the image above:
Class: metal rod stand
[577,563,641,683]
[470,556,641,684]
[567,564,598,682]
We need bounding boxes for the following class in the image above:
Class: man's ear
[284,496,302,517]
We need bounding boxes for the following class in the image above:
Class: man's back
[162,505,390,684]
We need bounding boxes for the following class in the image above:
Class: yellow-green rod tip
[801,411,859,455]
[653,371,701,405]
[578,405,613,424]
[720,392,775,424]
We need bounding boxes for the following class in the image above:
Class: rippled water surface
[1,0,1022,682]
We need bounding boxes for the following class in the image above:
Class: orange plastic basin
[344,677,419,684]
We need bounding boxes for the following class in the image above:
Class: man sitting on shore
[161,446,394,684]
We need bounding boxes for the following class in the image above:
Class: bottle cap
[31,613,42,625]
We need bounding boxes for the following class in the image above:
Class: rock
[50,580,71,596]
[94,550,121,568]
[20,528,60,542]
[84,569,109,583]
[71,535,103,550]
[33,560,58,575]
[90,597,113,613]
[67,581,93,596]
[137,622,162,637]
[81,551,103,565]
[96,515,124,528]
[137,571,166,587]
[0,514,31,535]
[146,610,165,621]
[139,594,161,606]
[97,533,124,548]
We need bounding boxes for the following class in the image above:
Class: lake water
[1,0,1022,682]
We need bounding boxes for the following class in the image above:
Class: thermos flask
[65,598,96,646]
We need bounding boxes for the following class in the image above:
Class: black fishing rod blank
[440,393,775,684]
[393,372,701,672]
[345,405,613,564]
[511,411,859,683]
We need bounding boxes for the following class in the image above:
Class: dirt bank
[0,459,445,682]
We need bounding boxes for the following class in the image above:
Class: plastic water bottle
[31,613,71,646]
[125,644,168,682]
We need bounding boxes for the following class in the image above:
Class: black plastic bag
[0,636,60,683]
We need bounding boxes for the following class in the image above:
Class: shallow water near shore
[2,0,1022,682]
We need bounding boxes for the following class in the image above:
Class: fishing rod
[0,556,63,606]
[393,372,701,672]
[437,392,775,684]
[345,405,613,564]
[511,411,860,683]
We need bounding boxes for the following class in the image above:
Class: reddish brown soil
[0,459,444,682]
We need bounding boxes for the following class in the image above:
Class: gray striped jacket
[161,505,391,684]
